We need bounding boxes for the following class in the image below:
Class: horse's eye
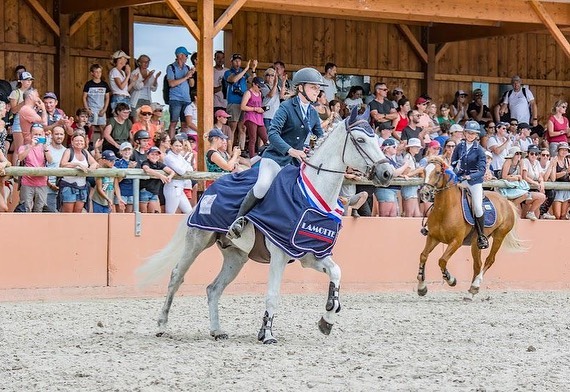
[356,137,365,143]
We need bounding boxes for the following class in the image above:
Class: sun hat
[505,146,522,158]
[112,50,130,59]
[557,142,569,151]
[449,124,464,134]
[406,138,422,148]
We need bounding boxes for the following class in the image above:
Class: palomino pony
[138,107,394,344]
[417,156,526,297]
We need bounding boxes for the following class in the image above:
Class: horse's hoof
[318,317,333,336]
[156,331,165,337]
[263,338,277,345]
[448,277,457,287]
[214,333,228,341]
[417,286,428,296]
[468,286,480,295]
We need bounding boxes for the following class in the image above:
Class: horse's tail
[502,201,530,253]
[136,215,190,286]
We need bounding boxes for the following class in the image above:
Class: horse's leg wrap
[257,311,277,344]
[442,269,457,287]
[417,265,425,282]
[417,265,428,296]
[325,281,341,313]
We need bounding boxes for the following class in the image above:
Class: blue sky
[133,23,224,105]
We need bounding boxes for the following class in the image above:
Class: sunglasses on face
[541,154,550,157]
[510,123,518,126]
[528,152,538,156]
[141,112,152,116]
[446,145,456,148]
[488,125,496,128]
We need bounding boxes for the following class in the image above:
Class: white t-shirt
[213,66,227,109]
[487,135,512,171]
[502,88,534,123]
[184,102,198,128]
[322,77,337,102]
[109,67,129,96]
[344,97,363,111]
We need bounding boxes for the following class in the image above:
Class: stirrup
[477,235,489,249]
[227,217,246,239]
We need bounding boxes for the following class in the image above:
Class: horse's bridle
[419,160,454,203]
[302,118,389,180]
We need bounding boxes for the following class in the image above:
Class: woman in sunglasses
[521,144,546,220]
[130,105,158,147]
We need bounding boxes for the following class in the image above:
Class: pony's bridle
[419,160,454,203]
[302,118,389,181]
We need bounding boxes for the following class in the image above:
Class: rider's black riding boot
[227,190,260,239]
[475,215,489,249]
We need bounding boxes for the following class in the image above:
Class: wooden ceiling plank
[429,23,549,43]
[70,12,95,36]
[213,0,248,36]
[529,0,570,59]
[396,25,428,63]
[164,0,201,41]
[24,0,60,36]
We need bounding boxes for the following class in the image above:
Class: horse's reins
[302,118,388,179]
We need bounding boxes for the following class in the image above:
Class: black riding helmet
[134,130,150,141]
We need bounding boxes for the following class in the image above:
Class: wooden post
[421,27,436,99]
[120,8,134,62]
[196,0,215,171]
[55,1,71,114]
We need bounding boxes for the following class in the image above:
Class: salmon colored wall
[1,214,569,301]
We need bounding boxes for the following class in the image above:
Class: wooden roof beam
[213,0,248,36]
[25,0,60,36]
[164,0,201,41]
[529,0,570,59]
[178,0,570,26]
[70,12,95,36]
[396,25,427,63]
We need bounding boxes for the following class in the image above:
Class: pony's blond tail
[136,215,190,287]
[502,201,530,253]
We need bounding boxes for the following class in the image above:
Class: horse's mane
[427,155,448,169]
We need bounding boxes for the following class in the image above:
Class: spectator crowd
[0,49,568,221]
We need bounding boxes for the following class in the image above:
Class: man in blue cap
[166,46,195,139]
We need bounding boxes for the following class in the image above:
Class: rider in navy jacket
[451,120,489,249]
[227,68,327,239]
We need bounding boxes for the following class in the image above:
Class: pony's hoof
[417,286,428,296]
[211,330,228,340]
[468,286,480,295]
[448,277,457,287]
[156,331,165,337]
[318,317,333,335]
[263,338,277,345]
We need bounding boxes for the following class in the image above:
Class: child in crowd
[92,150,123,213]
[114,142,137,213]
[83,63,111,142]
[71,108,91,146]
[140,146,174,213]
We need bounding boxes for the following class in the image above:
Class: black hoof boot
[420,227,429,236]
[318,317,333,335]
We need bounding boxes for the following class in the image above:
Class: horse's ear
[361,105,370,122]
[348,105,359,125]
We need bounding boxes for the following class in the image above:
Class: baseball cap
[449,124,464,133]
[252,76,266,87]
[175,46,190,56]
[151,102,164,111]
[473,88,483,95]
[511,75,522,83]
[208,129,228,140]
[381,138,397,148]
[101,150,117,161]
[406,138,422,148]
[518,122,531,130]
[147,146,161,154]
[393,87,404,94]
[214,109,231,118]
[428,140,441,149]
[415,97,428,105]
[231,53,242,61]
[43,92,57,100]
[497,121,509,128]
[112,50,130,59]
[456,90,468,96]
[19,71,34,81]
[119,142,133,151]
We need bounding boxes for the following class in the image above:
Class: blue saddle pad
[461,189,497,227]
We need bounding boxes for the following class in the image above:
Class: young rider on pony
[227,67,327,239]
[450,120,489,249]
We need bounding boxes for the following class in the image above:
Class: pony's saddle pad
[460,188,497,228]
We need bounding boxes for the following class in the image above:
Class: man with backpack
[223,53,257,150]
[165,46,194,139]
[499,75,538,127]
